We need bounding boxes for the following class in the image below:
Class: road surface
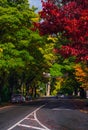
[0,97,88,130]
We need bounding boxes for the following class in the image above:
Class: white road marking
[18,124,46,130]
[34,110,50,130]
[8,104,51,130]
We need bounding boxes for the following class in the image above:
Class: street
[0,97,88,130]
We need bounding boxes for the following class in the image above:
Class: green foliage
[39,37,57,67]
[7,0,29,10]
[50,59,74,78]
[0,0,8,7]
[0,0,83,100]
[60,78,76,95]
[0,0,45,100]
[0,0,37,69]
[50,63,63,77]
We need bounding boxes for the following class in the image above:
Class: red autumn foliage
[34,0,88,62]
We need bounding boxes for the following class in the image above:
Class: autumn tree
[74,64,88,90]
[35,0,88,62]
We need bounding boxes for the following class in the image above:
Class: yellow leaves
[74,64,86,77]
[39,43,57,67]
[31,17,39,22]
[74,64,88,89]
[52,78,64,95]
[0,48,3,52]
[31,14,40,22]
[47,35,57,43]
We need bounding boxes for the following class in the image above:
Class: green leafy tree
[0,0,41,100]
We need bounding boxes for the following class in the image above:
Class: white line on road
[34,109,50,130]
[18,124,46,130]
[7,104,50,130]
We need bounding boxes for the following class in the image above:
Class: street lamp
[43,72,51,96]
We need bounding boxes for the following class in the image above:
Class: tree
[49,57,77,95]
[39,35,58,67]
[0,0,42,100]
[41,36,59,96]
[35,0,88,62]
[74,63,88,90]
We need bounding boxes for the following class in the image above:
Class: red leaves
[35,0,88,62]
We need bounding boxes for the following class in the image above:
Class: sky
[29,0,42,12]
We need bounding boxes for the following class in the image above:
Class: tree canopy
[34,0,88,62]
[0,0,46,100]
[0,0,88,100]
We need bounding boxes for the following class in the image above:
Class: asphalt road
[0,97,88,130]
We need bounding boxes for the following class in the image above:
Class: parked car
[11,94,25,103]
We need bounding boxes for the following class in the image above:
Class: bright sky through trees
[29,0,42,11]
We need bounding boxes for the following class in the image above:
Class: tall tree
[0,0,40,99]
[34,0,88,62]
